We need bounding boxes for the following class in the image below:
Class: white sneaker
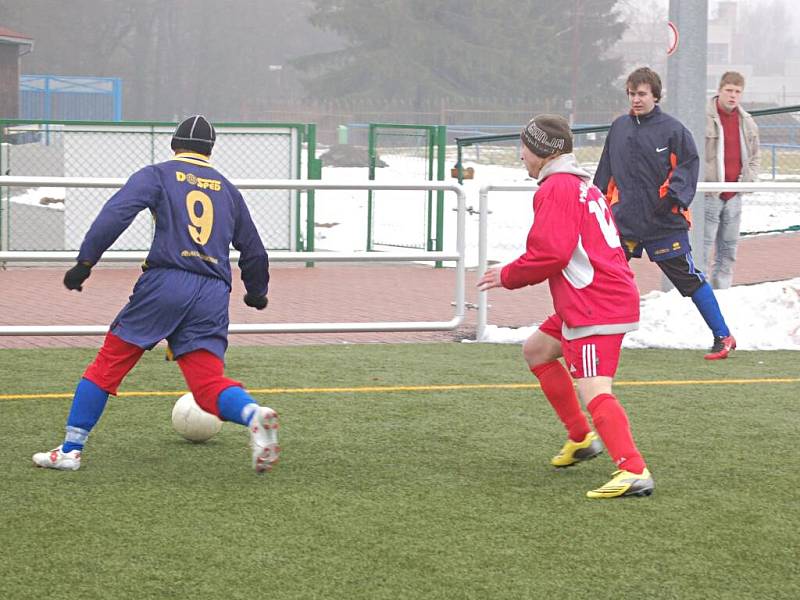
[33,445,81,471]
[249,407,280,473]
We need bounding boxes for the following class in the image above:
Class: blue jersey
[77,152,268,296]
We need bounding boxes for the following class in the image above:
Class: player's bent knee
[82,332,145,395]
[177,349,242,417]
[523,333,561,367]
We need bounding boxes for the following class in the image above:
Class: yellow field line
[1,377,798,401]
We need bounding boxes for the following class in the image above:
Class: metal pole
[367,125,376,251]
[666,0,708,276]
[476,187,490,341]
[435,125,447,268]
[0,141,7,252]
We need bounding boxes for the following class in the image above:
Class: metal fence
[0,177,467,337]
[20,75,123,122]
[455,105,800,186]
[475,181,800,340]
[452,105,800,240]
[0,120,320,253]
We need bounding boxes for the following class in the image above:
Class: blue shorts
[110,268,231,360]
[623,230,691,262]
[622,231,706,296]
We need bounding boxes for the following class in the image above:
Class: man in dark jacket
[594,67,736,360]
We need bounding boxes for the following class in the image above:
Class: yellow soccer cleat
[586,468,655,499]
[551,431,603,468]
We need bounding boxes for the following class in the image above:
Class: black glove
[244,293,268,310]
[63,262,92,291]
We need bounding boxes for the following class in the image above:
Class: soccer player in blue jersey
[33,115,280,474]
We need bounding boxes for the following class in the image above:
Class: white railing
[476,181,800,341]
[0,177,467,336]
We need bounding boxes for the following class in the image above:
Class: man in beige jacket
[704,71,760,289]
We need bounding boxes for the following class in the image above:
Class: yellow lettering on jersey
[176,170,221,191]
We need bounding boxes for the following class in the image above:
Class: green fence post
[367,124,376,251]
[456,143,464,185]
[306,124,321,268]
[426,128,435,252]
[435,125,447,268]
[0,125,6,253]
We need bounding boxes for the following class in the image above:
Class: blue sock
[62,378,109,453]
[218,386,259,426]
[691,283,730,338]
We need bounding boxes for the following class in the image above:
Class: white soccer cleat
[32,445,82,471]
[249,406,280,474]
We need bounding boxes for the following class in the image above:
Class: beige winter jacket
[704,95,760,183]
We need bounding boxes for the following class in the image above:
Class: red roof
[0,26,33,42]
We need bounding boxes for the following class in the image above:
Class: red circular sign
[667,21,679,56]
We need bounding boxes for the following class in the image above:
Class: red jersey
[501,156,639,339]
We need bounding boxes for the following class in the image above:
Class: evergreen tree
[0,0,338,120]
[295,0,626,110]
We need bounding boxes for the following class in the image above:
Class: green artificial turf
[1,344,798,600]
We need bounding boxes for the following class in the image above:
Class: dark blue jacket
[76,153,269,297]
[593,105,699,242]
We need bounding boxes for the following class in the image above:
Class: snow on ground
[313,157,536,266]
[8,187,65,210]
[480,278,800,350]
[312,156,800,265]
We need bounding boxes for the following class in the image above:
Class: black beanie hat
[520,114,573,158]
[171,115,216,155]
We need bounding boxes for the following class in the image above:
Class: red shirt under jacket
[718,100,742,200]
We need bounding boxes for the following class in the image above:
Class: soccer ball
[171,392,223,442]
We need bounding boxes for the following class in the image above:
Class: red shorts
[538,314,624,379]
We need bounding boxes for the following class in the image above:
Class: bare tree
[736,0,799,75]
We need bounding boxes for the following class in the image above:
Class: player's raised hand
[244,293,268,310]
[477,266,503,291]
[63,262,92,292]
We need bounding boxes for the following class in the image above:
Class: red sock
[531,360,591,443]
[587,393,646,474]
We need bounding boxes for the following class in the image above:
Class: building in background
[613,0,800,107]
[711,2,800,105]
[0,27,34,119]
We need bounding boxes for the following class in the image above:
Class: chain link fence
[0,120,317,252]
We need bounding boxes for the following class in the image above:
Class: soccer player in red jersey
[477,114,653,498]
